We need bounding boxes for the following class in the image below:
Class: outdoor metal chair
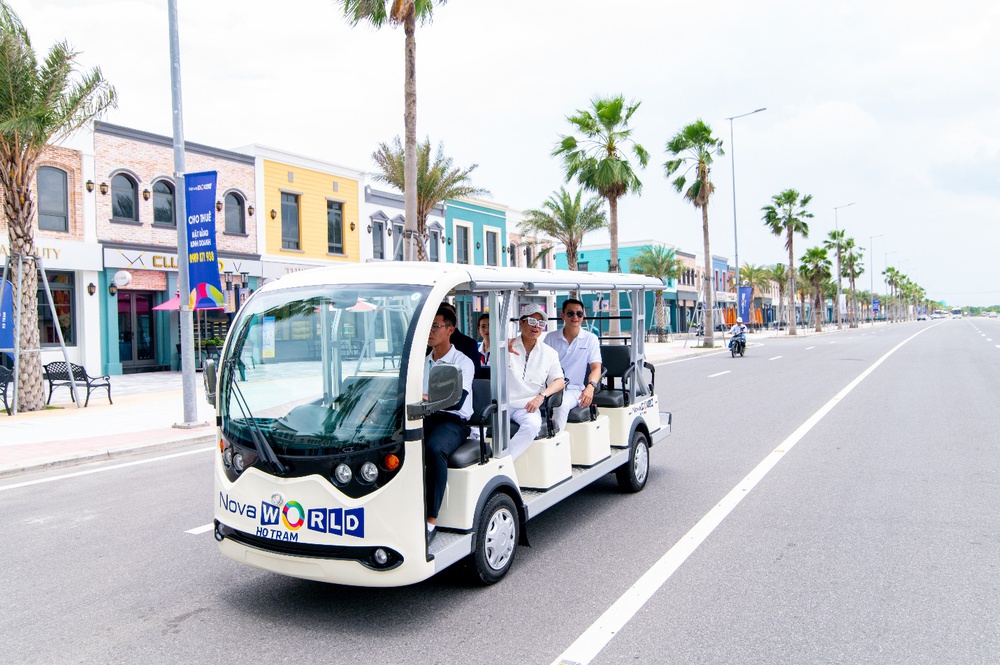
[43,361,112,407]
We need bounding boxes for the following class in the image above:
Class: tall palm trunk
[0,158,45,410]
[402,8,419,261]
[814,289,823,332]
[787,233,797,336]
[608,195,621,340]
[701,201,715,347]
[654,291,666,342]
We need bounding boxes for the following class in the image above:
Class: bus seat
[592,345,632,408]
[509,388,562,439]
[566,367,605,423]
[448,379,494,469]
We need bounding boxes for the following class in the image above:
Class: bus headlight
[223,448,233,468]
[334,463,352,485]
[359,462,379,483]
[233,453,245,473]
[373,548,389,566]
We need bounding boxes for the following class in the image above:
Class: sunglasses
[564,310,585,318]
[521,317,546,329]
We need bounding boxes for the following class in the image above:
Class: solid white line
[185,523,214,535]
[551,324,936,665]
[0,447,214,492]
[805,346,816,350]
[707,371,731,378]
[768,356,782,361]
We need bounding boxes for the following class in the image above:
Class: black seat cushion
[566,404,594,423]
[448,439,493,469]
[593,392,625,408]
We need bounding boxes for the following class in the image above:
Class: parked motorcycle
[729,332,746,357]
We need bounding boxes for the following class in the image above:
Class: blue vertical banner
[0,279,14,359]
[738,286,753,323]
[184,171,224,308]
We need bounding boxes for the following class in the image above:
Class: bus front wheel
[616,430,650,493]
[471,492,518,585]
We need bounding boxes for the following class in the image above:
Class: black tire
[470,492,518,585]
[616,429,650,493]
[739,344,745,357]
[730,345,736,358]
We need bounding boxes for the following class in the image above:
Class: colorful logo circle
[281,501,305,530]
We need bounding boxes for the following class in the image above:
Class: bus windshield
[219,284,428,457]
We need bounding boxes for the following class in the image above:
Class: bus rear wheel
[470,492,518,585]
[616,429,649,493]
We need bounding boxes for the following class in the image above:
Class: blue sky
[16,0,1000,305]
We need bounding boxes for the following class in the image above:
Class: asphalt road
[2,318,998,664]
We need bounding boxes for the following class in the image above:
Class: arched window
[508,243,517,267]
[111,174,138,221]
[37,167,68,232]
[225,192,245,234]
[153,180,175,226]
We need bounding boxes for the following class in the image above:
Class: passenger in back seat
[545,298,603,431]
[507,304,565,459]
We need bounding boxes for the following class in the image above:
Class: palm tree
[823,229,846,326]
[767,263,789,329]
[629,245,683,342]
[762,189,813,335]
[520,187,607,274]
[664,119,724,347]
[554,95,648,338]
[342,0,445,260]
[800,247,831,332]
[841,238,864,327]
[883,266,900,322]
[371,136,487,260]
[796,264,811,328]
[739,263,769,329]
[0,2,116,411]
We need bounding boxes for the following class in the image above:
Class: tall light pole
[726,107,767,281]
[869,234,884,324]
[832,203,854,329]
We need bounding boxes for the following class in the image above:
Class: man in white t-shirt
[545,298,603,432]
[423,306,474,543]
[507,304,565,459]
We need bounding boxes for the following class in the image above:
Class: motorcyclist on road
[729,317,747,349]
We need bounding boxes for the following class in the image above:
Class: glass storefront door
[118,291,157,370]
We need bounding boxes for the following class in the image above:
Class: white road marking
[0,447,214,492]
[769,356,782,361]
[552,324,936,665]
[708,371,731,378]
[805,346,816,350]
[185,523,214,535]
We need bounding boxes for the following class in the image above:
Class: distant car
[930,311,946,319]
[917,313,928,321]
[990,312,998,319]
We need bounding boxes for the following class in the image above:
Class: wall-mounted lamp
[247,205,254,217]
[366,224,372,234]
[441,234,446,244]
[216,200,223,212]
[386,228,392,237]
[108,284,118,296]
[270,209,277,220]
[501,245,507,253]
[142,188,151,201]
[85,180,95,193]
[99,182,109,195]
[447,237,453,245]
[476,241,481,249]
[350,221,356,232]
[87,283,96,296]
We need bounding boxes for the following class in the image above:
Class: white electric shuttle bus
[205,263,671,586]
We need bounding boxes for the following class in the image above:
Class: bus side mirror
[204,359,217,407]
[406,364,462,420]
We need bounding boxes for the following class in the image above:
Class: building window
[372,220,386,259]
[37,167,69,232]
[327,200,344,254]
[508,243,517,267]
[37,271,75,345]
[225,193,245,234]
[281,192,299,250]
[111,174,138,221]
[578,261,589,271]
[392,222,404,260]
[456,225,470,264]
[485,230,498,266]
[153,180,175,226]
[429,230,440,262]
[525,245,534,267]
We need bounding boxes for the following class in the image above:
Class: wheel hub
[634,441,649,484]
[484,507,516,571]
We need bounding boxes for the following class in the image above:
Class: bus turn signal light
[384,454,400,471]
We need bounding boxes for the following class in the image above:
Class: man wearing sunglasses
[507,304,565,459]
[545,298,603,432]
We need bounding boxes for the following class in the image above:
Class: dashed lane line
[708,371,731,378]
[805,346,816,350]
[185,523,214,535]
[769,356,782,361]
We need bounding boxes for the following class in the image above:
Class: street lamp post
[869,234,884,324]
[833,203,854,329]
[726,107,767,281]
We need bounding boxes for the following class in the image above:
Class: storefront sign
[103,247,261,276]
[184,171,224,309]
[1,240,102,270]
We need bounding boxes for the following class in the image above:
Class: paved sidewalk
[0,324,862,478]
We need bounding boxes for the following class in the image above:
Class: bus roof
[262,262,666,294]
